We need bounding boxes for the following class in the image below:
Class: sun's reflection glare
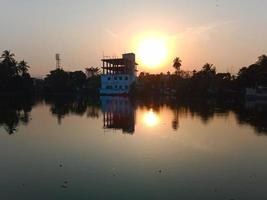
[143,109,159,127]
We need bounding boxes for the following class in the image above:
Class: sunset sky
[1,0,267,77]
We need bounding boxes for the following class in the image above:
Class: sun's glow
[143,109,159,127]
[136,36,169,68]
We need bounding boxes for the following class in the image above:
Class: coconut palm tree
[173,57,182,74]
[0,50,17,78]
[17,60,30,75]
[85,67,100,78]
[1,50,16,65]
[202,63,216,74]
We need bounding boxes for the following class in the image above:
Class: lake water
[1,96,267,200]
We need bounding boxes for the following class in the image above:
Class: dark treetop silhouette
[1,50,267,99]
[0,50,33,95]
[134,55,267,98]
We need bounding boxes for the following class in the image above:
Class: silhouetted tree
[44,69,71,94]
[173,57,182,74]
[1,50,16,65]
[17,60,30,76]
[44,68,88,94]
[85,67,100,78]
[201,63,216,75]
[69,71,87,91]
[256,55,267,66]
[236,54,267,88]
[0,50,33,94]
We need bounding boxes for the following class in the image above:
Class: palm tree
[173,57,182,74]
[17,60,30,75]
[0,50,17,77]
[1,50,16,65]
[85,67,100,78]
[202,63,216,74]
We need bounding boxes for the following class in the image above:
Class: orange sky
[1,0,267,77]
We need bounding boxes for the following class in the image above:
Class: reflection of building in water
[101,96,135,134]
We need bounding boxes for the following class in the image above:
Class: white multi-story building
[100,53,137,95]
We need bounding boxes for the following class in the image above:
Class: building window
[114,76,117,80]
[119,85,122,89]
[115,85,118,88]
[125,85,128,89]
[106,85,112,89]
[107,77,111,81]
[125,76,128,80]
[119,76,122,80]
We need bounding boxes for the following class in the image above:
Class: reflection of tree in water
[136,97,266,135]
[136,97,232,131]
[0,97,35,134]
[2,95,265,136]
[185,100,230,125]
[169,98,267,135]
[234,102,267,135]
[43,96,267,135]
[87,106,100,118]
[172,109,179,130]
[44,96,101,124]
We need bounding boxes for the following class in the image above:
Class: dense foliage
[0,50,33,94]
[1,49,266,99]
[135,55,267,98]
[43,68,100,94]
[236,55,267,88]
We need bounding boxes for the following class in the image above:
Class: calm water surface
[1,97,267,200]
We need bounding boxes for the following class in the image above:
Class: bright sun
[137,36,168,68]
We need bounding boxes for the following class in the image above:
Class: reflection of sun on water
[143,109,159,127]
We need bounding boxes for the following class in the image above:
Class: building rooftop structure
[101,53,138,75]
[100,53,138,95]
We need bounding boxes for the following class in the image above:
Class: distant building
[100,53,138,95]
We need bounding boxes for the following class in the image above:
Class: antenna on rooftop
[55,53,61,69]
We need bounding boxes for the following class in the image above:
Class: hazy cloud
[104,28,119,38]
[175,20,237,42]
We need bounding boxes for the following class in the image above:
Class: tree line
[0,50,267,98]
[134,55,267,98]
[0,50,101,95]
